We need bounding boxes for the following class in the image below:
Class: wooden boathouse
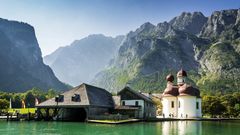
[35,83,114,121]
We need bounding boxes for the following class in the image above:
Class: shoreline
[1,116,240,124]
[88,118,240,124]
[145,118,240,122]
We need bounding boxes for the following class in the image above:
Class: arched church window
[171,101,174,108]
[196,102,199,109]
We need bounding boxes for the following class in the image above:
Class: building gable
[118,87,154,104]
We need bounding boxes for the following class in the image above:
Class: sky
[0,0,239,56]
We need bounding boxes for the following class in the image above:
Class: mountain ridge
[44,34,124,86]
[92,9,240,93]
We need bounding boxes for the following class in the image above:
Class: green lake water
[0,121,239,135]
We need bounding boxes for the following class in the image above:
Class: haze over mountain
[92,9,240,93]
[0,18,69,92]
[44,34,124,86]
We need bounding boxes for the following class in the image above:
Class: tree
[209,100,226,117]
[202,95,226,117]
[12,95,22,108]
[24,92,35,108]
[46,89,58,99]
[152,97,162,115]
[0,99,9,109]
[234,104,240,117]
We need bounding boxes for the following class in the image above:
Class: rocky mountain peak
[135,22,156,34]
[169,11,207,35]
[156,21,170,37]
[200,9,240,39]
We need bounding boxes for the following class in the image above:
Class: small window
[72,94,81,102]
[171,101,174,108]
[179,101,180,108]
[135,101,139,106]
[122,101,125,106]
[55,95,64,102]
[196,102,199,109]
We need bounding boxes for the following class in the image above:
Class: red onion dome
[163,83,179,97]
[166,74,174,82]
[178,84,200,97]
[177,69,187,77]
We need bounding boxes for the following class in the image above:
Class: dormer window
[72,94,81,102]
[55,95,64,102]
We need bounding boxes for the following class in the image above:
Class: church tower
[177,69,187,86]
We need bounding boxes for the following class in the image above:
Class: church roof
[166,74,174,82]
[163,82,179,97]
[178,84,200,98]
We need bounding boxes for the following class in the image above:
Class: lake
[0,121,239,135]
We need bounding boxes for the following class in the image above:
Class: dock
[0,113,34,121]
[87,119,141,124]
[0,115,19,121]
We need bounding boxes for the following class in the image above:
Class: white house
[161,69,202,118]
[117,87,156,119]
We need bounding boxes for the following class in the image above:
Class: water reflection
[162,121,202,135]
[1,120,240,135]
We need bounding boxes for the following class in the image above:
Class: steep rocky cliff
[93,9,240,93]
[0,18,69,92]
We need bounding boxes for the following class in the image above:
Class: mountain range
[0,18,69,92]
[0,8,239,94]
[92,9,240,93]
[44,34,124,86]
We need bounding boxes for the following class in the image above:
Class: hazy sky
[0,0,239,56]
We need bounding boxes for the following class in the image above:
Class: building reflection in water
[162,121,202,135]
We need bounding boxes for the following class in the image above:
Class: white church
[161,69,202,118]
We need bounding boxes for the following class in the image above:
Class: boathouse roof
[118,86,154,104]
[36,83,114,108]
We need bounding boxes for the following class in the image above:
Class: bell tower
[177,69,187,86]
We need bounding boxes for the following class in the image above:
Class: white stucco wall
[178,96,198,118]
[162,96,178,118]
[162,95,202,118]
[196,98,202,117]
